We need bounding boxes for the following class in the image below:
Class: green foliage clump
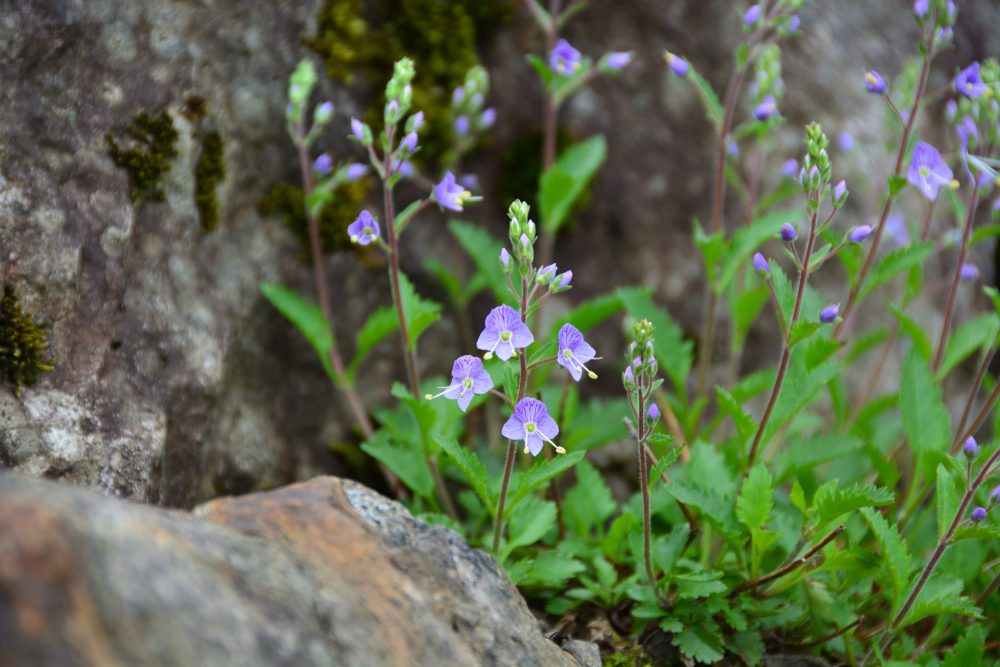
[194,131,226,232]
[106,110,179,204]
[0,288,54,396]
[305,0,511,163]
[259,179,372,256]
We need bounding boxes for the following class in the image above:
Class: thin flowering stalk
[931,182,983,372]
[869,447,1000,662]
[953,348,998,452]
[636,369,656,590]
[833,28,936,339]
[744,209,819,474]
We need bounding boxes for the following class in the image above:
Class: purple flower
[425,355,493,412]
[477,304,534,361]
[454,115,470,136]
[726,136,740,158]
[460,174,479,190]
[744,4,762,25]
[400,132,418,154]
[945,99,958,121]
[623,365,635,388]
[780,223,797,242]
[960,263,980,281]
[554,270,573,290]
[500,248,511,270]
[344,163,368,181]
[550,39,583,76]
[781,159,799,179]
[820,303,840,323]
[314,101,334,123]
[913,0,928,19]
[398,161,415,178]
[481,108,496,128]
[849,225,872,243]
[502,397,563,456]
[753,95,778,121]
[865,70,887,94]
[348,210,380,246]
[786,15,800,33]
[665,52,689,78]
[313,153,333,175]
[956,62,987,98]
[557,323,599,381]
[607,52,632,70]
[957,116,978,147]
[753,252,769,275]
[434,171,470,211]
[838,132,856,152]
[962,436,979,459]
[990,484,1000,504]
[386,99,400,122]
[452,86,465,105]
[971,507,988,522]
[351,117,366,141]
[408,111,424,131]
[537,263,558,284]
[908,141,955,200]
[885,214,910,246]
[647,403,660,424]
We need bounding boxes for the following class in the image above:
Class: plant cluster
[261,0,1000,664]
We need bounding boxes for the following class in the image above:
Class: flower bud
[849,225,872,243]
[314,101,334,125]
[971,506,988,522]
[962,436,979,459]
[780,223,797,241]
[313,153,333,176]
[820,303,840,323]
[647,403,660,424]
[753,252,770,276]
[500,248,511,271]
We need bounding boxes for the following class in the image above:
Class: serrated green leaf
[726,631,765,665]
[890,304,932,360]
[259,282,335,382]
[900,347,950,471]
[935,464,959,543]
[507,450,586,514]
[540,135,607,235]
[939,313,998,379]
[715,387,754,446]
[647,446,682,493]
[593,555,618,588]
[673,626,725,664]
[763,342,842,443]
[737,465,773,531]
[811,482,895,530]
[897,579,981,631]
[503,497,557,557]
[859,241,934,301]
[668,482,739,536]
[361,430,434,498]
[548,288,633,338]
[718,208,801,292]
[448,220,510,303]
[694,221,727,285]
[773,434,864,481]
[789,320,823,347]
[790,481,807,516]
[397,272,440,352]
[675,570,727,599]
[942,624,986,667]
[436,436,492,516]
[348,306,397,378]
[564,459,616,534]
[653,524,691,574]
[860,507,912,615]
[517,550,586,588]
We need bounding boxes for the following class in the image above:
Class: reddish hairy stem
[637,375,657,591]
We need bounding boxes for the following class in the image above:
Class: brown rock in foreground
[0,473,575,667]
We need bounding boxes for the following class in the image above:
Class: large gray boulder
[0,473,577,667]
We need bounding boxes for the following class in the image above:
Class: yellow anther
[587,371,598,379]
[948,179,960,190]
[511,351,518,358]
[523,446,530,455]
[484,352,493,360]
[424,393,433,400]
[350,235,360,243]
[555,446,567,454]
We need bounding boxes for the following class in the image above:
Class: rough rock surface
[1,0,998,504]
[0,472,577,667]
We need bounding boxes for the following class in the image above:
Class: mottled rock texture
[1,0,997,504]
[0,472,576,667]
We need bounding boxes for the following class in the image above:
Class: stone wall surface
[0,472,579,667]
[1,0,998,504]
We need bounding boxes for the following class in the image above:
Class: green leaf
[773,434,864,481]
[897,581,981,631]
[393,198,424,233]
[668,482,739,536]
[423,258,464,305]
[731,282,769,348]
[675,570,727,599]
[503,497,557,557]
[715,387,754,445]
[939,313,998,379]
[858,242,934,301]
[788,320,823,347]
[436,436,492,515]
[694,221,727,285]
[726,631,765,666]
[593,555,618,588]
[935,464,959,542]
[811,483,894,530]
[348,306,397,378]
[942,624,986,667]
[507,451,586,514]
[900,347,950,471]
[563,398,632,451]
[397,272,441,352]
[887,174,909,198]
[890,303,932,360]
[737,465,773,531]
[361,430,434,498]
[539,135,607,236]
[718,208,801,292]
[516,550,586,588]
[448,220,510,303]
[548,289,631,338]
[647,446,683,493]
[564,459,616,534]
[763,343,842,444]
[686,67,723,130]
[970,222,1000,247]
[673,625,725,664]
[259,282,335,382]
[618,288,694,398]
[860,507,912,615]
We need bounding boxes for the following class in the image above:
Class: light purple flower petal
[550,39,582,76]
[665,52,689,78]
[865,70,887,94]
[477,305,534,361]
[956,62,987,98]
[348,210,380,246]
[907,141,954,200]
[434,171,468,212]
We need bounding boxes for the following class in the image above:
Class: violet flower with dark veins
[477,305,534,361]
[557,323,599,382]
[425,355,494,412]
[502,397,563,456]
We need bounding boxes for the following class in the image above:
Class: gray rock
[0,472,575,667]
[561,639,603,667]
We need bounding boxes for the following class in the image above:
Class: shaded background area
[1,0,997,506]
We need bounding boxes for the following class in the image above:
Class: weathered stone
[0,472,576,667]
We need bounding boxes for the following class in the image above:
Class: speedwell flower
[425,355,493,412]
[971,507,988,522]
[955,62,988,98]
[502,397,563,456]
[550,39,582,76]
[962,436,979,459]
[606,52,632,70]
[960,263,980,281]
[348,210,380,246]
[864,70,887,94]
[557,323,599,381]
[753,252,769,275]
[753,95,778,121]
[477,305,534,361]
[908,142,956,200]
[313,153,333,176]
[434,172,472,212]
[780,223,797,241]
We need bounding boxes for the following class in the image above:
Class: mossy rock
[0,287,55,396]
